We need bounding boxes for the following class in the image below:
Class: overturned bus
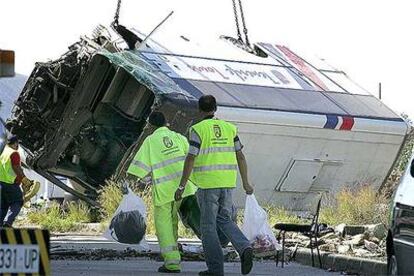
[6,25,409,208]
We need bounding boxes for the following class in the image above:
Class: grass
[262,205,306,226]
[97,181,390,240]
[319,184,390,227]
[26,181,391,234]
[259,184,390,229]
[27,201,91,232]
[97,179,124,220]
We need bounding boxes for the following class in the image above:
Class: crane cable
[113,0,122,27]
[231,0,251,47]
[238,0,250,47]
[232,0,243,42]
[113,0,251,48]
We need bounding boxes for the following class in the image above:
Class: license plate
[0,245,40,273]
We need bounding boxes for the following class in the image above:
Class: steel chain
[238,0,250,46]
[113,0,122,26]
[232,0,242,41]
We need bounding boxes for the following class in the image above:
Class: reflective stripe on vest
[193,164,238,172]
[198,146,235,155]
[165,260,181,266]
[127,127,197,206]
[130,160,151,172]
[152,156,185,170]
[160,245,179,254]
[0,145,17,184]
[190,119,238,189]
[153,171,183,185]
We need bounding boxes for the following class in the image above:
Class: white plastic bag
[103,187,148,247]
[242,194,281,255]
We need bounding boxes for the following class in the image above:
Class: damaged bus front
[6,29,200,204]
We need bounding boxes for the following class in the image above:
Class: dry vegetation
[26,182,396,233]
[261,184,389,228]
[380,126,414,198]
[26,201,91,232]
[319,184,390,227]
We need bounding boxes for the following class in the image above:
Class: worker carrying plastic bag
[242,194,281,256]
[124,112,198,273]
[103,184,147,246]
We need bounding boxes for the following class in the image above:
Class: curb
[293,248,387,275]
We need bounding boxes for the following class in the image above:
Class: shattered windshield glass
[99,50,193,98]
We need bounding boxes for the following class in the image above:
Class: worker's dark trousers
[0,181,23,226]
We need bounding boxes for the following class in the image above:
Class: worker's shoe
[241,247,253,275]
[158,265,180,273]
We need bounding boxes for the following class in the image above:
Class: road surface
[50,235,341,275]
[52,259,341,275]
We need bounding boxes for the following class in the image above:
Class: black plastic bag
[104,187,147,245]
[109,209,146,244]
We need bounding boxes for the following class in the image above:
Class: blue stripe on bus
[324,115,339,129]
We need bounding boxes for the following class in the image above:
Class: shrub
[27,201,91,232]
[67,201,91,223]
[264,205,306,226]
[381,126,414,198]
[97,180,124,220]
[319,184,390,227]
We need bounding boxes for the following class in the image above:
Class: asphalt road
[52,259,341,276]
[50,236,342,275]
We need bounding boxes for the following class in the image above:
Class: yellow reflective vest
[127,127,197,206]
[0,145,18,184]
[190,119,238,189]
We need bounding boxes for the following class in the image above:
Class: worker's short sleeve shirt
[234,135,243,152]
[188,129,202,156]
[10,152,20,166]
[10,152,22,184]
[177,133,190,154]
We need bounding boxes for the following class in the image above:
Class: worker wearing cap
[127,112,197,273]
[175,95,254,276]
[0,135,32,227]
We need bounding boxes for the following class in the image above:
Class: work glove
[22,180,40,203]
[21,176,32,187]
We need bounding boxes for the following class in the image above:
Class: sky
[1,0,413,119]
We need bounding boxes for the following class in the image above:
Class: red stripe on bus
[340,116,354,130]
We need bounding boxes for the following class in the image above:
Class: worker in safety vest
[0,135,32,227]
[127,111,197,273]
[175,95,254,276]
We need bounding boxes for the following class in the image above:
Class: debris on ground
[280,223,387,261]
